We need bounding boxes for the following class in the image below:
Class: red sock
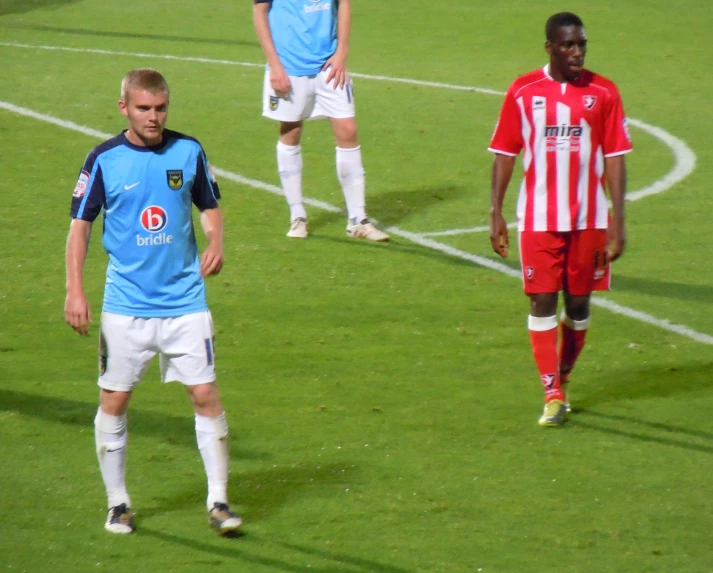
[559,314,589,384]
[528,315,564,402]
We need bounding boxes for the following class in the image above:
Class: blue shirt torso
[261,0,339,76]
[70,130,220,318]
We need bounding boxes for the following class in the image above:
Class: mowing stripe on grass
[1,100,710,346]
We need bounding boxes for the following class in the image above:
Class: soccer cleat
[286,217,308,239]
[538,399,567,427]
[209,502,242,535]
[346,218,390,242]
[105,503,135,534]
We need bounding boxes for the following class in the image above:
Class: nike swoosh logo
[124,182,140,190]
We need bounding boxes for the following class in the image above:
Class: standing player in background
[488,13,632,426]
[64,69,242,535]
[252,0,389,241]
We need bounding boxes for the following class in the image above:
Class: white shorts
[98,311,216,391]
[262,68,356,122]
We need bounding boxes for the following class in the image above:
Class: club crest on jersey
[583,95,597,110]
[73,170,90,198]
[269,96,280,111]
[166,169,183,190]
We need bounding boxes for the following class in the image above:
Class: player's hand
[270,65,291,97]
[489,210,509,258]
[323,51,348,89]
[606,218,626,262]
[201,242,224,277]
[65,290,92,336]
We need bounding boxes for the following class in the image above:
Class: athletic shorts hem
[163,375,217,386]
[97,378,136,392]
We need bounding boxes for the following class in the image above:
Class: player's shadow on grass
[573,410,713,455]
[139,462,362,525]
[1,22,260,48]
[305,184,467,233]
[138,527,411,573]
[0,389,264,460]
[612,275,713,305]
[566,362,713,453]
[572,361,713,410]
[137,465,412,572]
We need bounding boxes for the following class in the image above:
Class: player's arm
[489,154,516,258]
[65,218,93,335]
[323,0,351,88]
[604,154,627,261]
[253,0,291,95]
[199,207,224,278]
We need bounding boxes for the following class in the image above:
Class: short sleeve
[70,152,105,221]
[488,87,523,156]
[191,149,220,210]
[602,85,633,157]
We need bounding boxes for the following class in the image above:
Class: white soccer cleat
[209,502,242,536]
[105,504,135,534]
[286,217,308,239]
[346,218,390,242]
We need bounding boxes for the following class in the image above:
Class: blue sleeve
[191,150,220,210]
[70,152,105,221]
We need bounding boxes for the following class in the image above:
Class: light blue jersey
[70,130,220,318]
[257,0,339,76]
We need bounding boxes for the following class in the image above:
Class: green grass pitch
[1,1,713,571]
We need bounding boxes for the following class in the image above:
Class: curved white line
[625,118,697,202]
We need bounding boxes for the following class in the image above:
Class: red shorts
[518,230,611,296]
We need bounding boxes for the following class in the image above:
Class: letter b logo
[140,206,168,233]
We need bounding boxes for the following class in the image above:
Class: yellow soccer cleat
[538,399,567,427]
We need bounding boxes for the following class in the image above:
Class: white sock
[95,409,131,509]
[195,412,230,511]
[277,141,306,221]
[336,146,366,222]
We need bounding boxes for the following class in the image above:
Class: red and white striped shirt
[489,65,632,232]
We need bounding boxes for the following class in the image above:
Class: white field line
[1,100,710,345]
[0,42,696,238]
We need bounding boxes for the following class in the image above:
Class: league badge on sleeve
[166,169,183,190]
[73,170,90,198]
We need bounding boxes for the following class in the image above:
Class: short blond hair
[120,69,170,103]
